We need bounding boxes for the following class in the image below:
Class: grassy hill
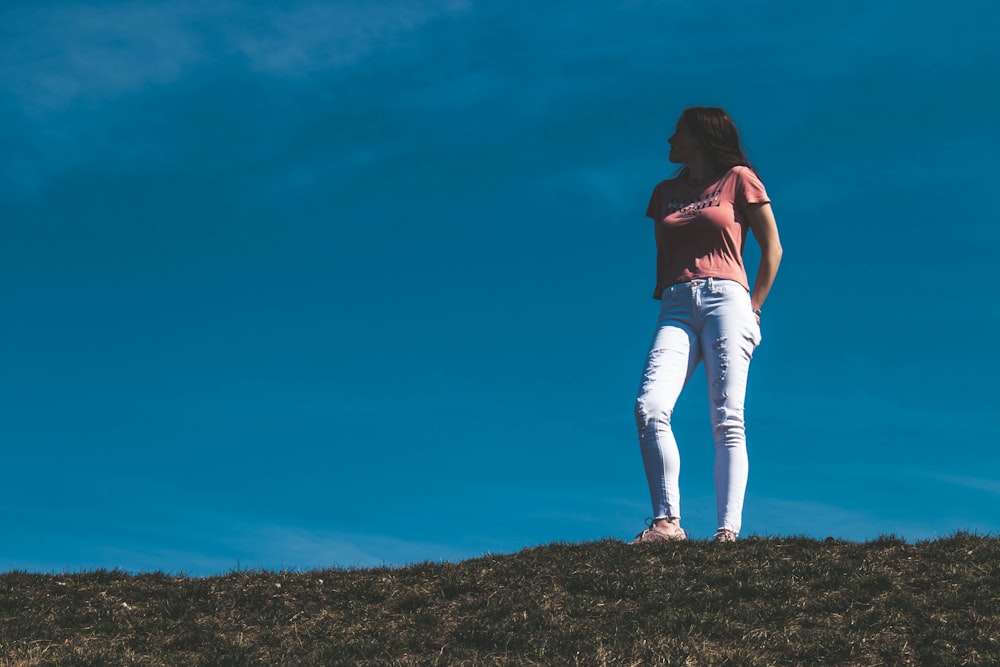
[1,533,997,665]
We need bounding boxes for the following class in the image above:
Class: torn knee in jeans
[635,399,672,429]
[713,405,730,433]
[712,405,746,438]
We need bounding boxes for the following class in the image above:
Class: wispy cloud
[0,0,476,203]
[221,0,470,76]
[226,523,480,572]
[747,496,935,541]
[2,3,205,110]
[2,496,483,575]
[0,0,470,111]
[935,474,1000,498]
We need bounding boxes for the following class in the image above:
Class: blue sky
[2,0,997,575]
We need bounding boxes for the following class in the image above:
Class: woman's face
[668,119,700,164]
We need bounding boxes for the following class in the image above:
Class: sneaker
[630,519,687,544]
[713,528,737,543]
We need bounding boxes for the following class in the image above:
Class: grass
[1,533,997,665]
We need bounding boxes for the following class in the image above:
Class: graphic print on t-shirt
[667,187,723,218]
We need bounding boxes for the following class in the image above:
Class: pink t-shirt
[645,165,770,298]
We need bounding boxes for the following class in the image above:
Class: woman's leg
[634,320,700,521]
[700,283,760,535]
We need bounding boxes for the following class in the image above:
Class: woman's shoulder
[725,165,764,184]
[724,165,769,203]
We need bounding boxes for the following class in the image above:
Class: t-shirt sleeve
[735,167,770,208]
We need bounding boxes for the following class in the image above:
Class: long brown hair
[677,106,758,177]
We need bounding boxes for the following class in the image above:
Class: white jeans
[634,278,761,535]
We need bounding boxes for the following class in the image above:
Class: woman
[632,107,782,543]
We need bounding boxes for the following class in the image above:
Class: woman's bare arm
[745,202,783,317]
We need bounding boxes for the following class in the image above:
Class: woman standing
[632,107,782,543]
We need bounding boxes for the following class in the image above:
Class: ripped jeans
[634,278,761,535]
